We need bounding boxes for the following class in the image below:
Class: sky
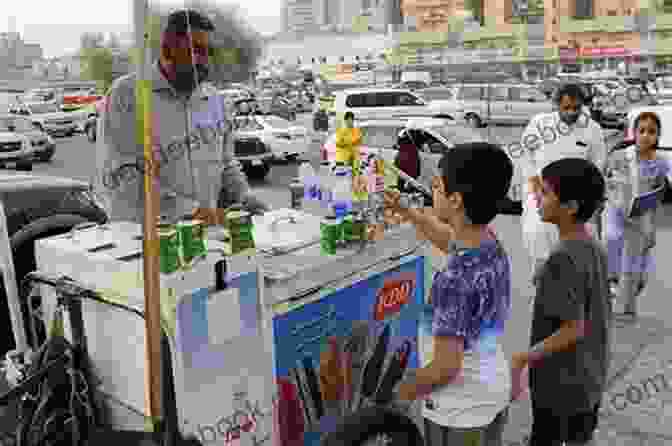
[1,0,282,58]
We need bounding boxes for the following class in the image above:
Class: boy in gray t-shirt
[512,158,611,446]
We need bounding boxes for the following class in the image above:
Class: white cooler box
[35,222,275,444]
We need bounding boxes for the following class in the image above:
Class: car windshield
[264,116,291,129]
[361,125,405,148]
[28,103,60,114]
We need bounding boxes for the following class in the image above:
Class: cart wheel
[320,406,423,446]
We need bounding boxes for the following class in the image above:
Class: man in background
[97,9,269,225]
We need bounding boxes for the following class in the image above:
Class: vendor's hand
[395,381,417,402]
[193,208,227,226]
[528,176,542,195]
[511,352,529,371]
[383,189,408,216]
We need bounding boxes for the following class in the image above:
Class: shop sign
[560,48,578,59]
[581,47,630,57]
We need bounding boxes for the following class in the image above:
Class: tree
[143,0,263,83]
[80,47,114,93]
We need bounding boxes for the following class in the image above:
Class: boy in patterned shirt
[384,142,514,446]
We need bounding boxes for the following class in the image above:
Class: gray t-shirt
[530,238,611,414]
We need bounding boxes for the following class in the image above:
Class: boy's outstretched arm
[383,191,454,254]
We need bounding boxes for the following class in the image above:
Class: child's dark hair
[344,111,355,121]
[437,142,513,225]
[554,83,586,106]
[634,111,662,147]
[541,158,605,223]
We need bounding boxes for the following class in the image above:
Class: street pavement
[0,110,671,444]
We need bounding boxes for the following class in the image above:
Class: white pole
[0,200,28,353]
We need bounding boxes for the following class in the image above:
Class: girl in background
[603,111,672,317]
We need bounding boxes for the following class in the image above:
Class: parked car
[656,75,672,104]
[233,115,308,161]
[0,115,55,162]
[8,101,79,137]
[20,88,57,103]
[232,133,274,180]
[334,88,451,121]
[0,172,109,354]
[0,115,38,169]
[256,95,297,121]
[400,81,430,91]
[416,87,456,102]
[321,117,523,207]
[218,88,252,103]
[432,83,552,128]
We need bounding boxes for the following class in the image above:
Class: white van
[333,88,448,122]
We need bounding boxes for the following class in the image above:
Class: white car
[333,88,450,122]
[233,115,309,161]
[0,121,35,168]
[8,102,81,137]
[321,117,523,205]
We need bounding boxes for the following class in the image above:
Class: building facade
[262,31,388,67]
[0,32,44,70]
[547,0,668,74]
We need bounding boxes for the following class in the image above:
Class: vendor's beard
[169,63,210,95]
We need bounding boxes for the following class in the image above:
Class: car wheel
[86,124,96,142]
[286,154,299,162]
[245,163,270,180]
[465,114,482,128]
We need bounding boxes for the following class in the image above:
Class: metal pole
[0,200,28,352]
[133,0,163,432]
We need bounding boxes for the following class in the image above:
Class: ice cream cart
[32,202,431,446]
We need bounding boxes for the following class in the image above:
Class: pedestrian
[394,131,421,194]
[512,158,610,446]
[521,83,607,279]
[97,9,269,225]
[603,111,671,317]
[385,142,514,446]
[335,111,362,171]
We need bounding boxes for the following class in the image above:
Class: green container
[320,217,339,255]
[177,219,207,263]
[225,211,255,253]
[342,214,354,242]
[351,216,366,241]
[158,226,180,274]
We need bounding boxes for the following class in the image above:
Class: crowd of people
[380,82,671,445]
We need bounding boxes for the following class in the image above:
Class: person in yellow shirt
[335,112,362,169]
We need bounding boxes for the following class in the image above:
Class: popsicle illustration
[357,324,390,409]
[374,340,412,405]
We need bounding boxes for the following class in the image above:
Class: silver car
[432,83,552,128]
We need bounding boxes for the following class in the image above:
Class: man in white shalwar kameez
[520,84,607,279]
